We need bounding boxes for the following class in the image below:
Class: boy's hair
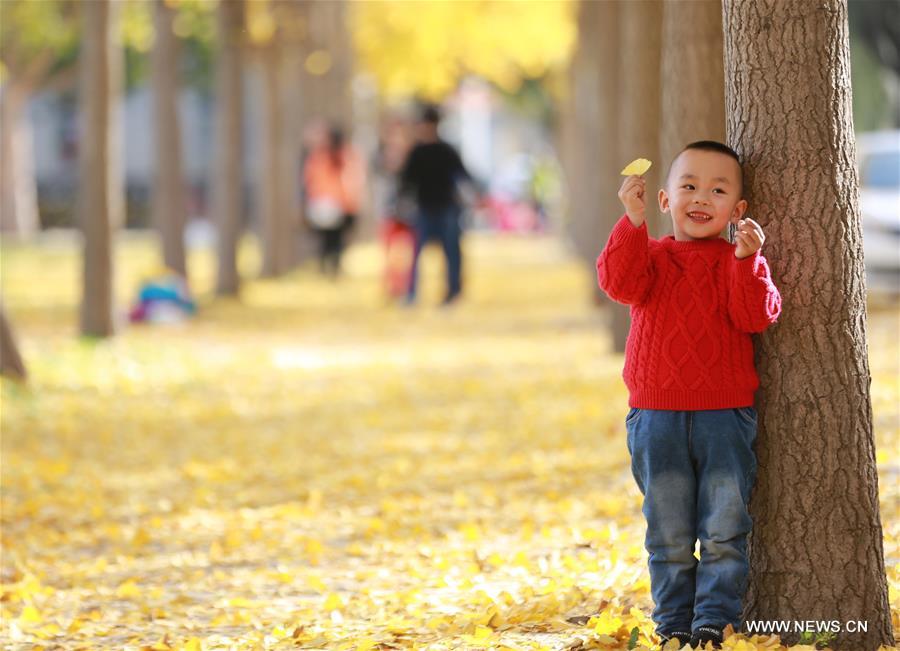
[669,140,744,192]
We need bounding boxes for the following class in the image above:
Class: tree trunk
[613,0,662,353]
[290,1,317,263]
[151,0,187,277]
[0,302,27,381]
[565,0,603,266]
[78,0,120,338]
[258,42,292,277]
[304,0,353,129]
[723,2,894,649]
[279,0,305,268]
[658,0,725,237]
[557,60,579,253]
[213,0,245,296]
[0,81,40,236]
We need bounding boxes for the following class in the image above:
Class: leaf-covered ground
[1,232,898,650]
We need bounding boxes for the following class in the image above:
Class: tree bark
[78,0,120,338]
[613,0,662,353]
[658,0,725,237]
[0,302,27,381]
[565,0,603,266]
[279,0,305,267]
[0,80,40,236]
[213,0,245,296]
[258,41,292,277]
[723,2,894,649]
[151,0,187,277]
[304,0,353,129]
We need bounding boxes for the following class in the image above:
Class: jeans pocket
[736,406,757,425]
[625,408,640,457]
[625,407,641,426]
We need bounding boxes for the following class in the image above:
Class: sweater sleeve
[596,214,655,306]
[727,249,782,333]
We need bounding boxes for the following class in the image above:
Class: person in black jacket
[399,104,475,306]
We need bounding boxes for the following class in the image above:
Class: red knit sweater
[597,214,782,410]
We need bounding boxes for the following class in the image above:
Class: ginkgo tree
[350,0,577,100]
[0,0,78,236]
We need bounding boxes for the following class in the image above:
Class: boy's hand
[734,218,765,259]
[618,175,646,227]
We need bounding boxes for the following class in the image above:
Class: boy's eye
[682,184,694,190]
[713,188,726,194]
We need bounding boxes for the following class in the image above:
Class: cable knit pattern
[597,214,782,409]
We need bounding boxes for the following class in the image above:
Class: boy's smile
[658,149,748,241]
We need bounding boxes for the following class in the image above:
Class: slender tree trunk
[279,0,305,268]
[294,0,324,263]
[557,63,579,253]
[109,11,125,232]
[566,0,603,266]
[305,0,352,129]
[258,43,291,277]
[658,0,725,237]
[612,0,662,353]
[0,81,40,236]
[213,0,245,296]
[78,0,120,338]
[0,302,26,381]
[723,2,894,649]
[151,0,187,277]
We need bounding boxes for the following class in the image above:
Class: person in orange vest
[303,125,366,278]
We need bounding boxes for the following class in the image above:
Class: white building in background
[32,84,227,228]
[30,74,562,233]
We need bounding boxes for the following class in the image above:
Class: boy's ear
[658,188,669,213]
[730,199,749,223]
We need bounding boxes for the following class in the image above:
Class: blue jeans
[625,407,758,636]
[406,206,462,303]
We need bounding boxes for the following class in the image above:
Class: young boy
[596,141,782,650]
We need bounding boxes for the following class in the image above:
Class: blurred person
[373,113,417,300]
[399,103,477,306]
[303,125,366,278]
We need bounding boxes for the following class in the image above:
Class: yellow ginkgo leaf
[19,604,42,625]
[621,158,653,176]
[180,638,202,651]
[323,593,344,611]
[474,625,494,639]
[116,579,141,599]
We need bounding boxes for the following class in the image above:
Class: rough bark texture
[658,0,725,237]
[151,0,187,277]
[0,302,26,381]
[612,0,662,353]
[213,0,245,296]
[723,2,894,649]
[78,0,120,338]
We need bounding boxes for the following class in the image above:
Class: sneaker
[690,625,724,649]
[658,630,693,649]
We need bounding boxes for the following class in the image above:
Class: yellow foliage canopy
[350,0,577,99]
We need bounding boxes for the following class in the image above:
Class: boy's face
[658,149,748,241]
